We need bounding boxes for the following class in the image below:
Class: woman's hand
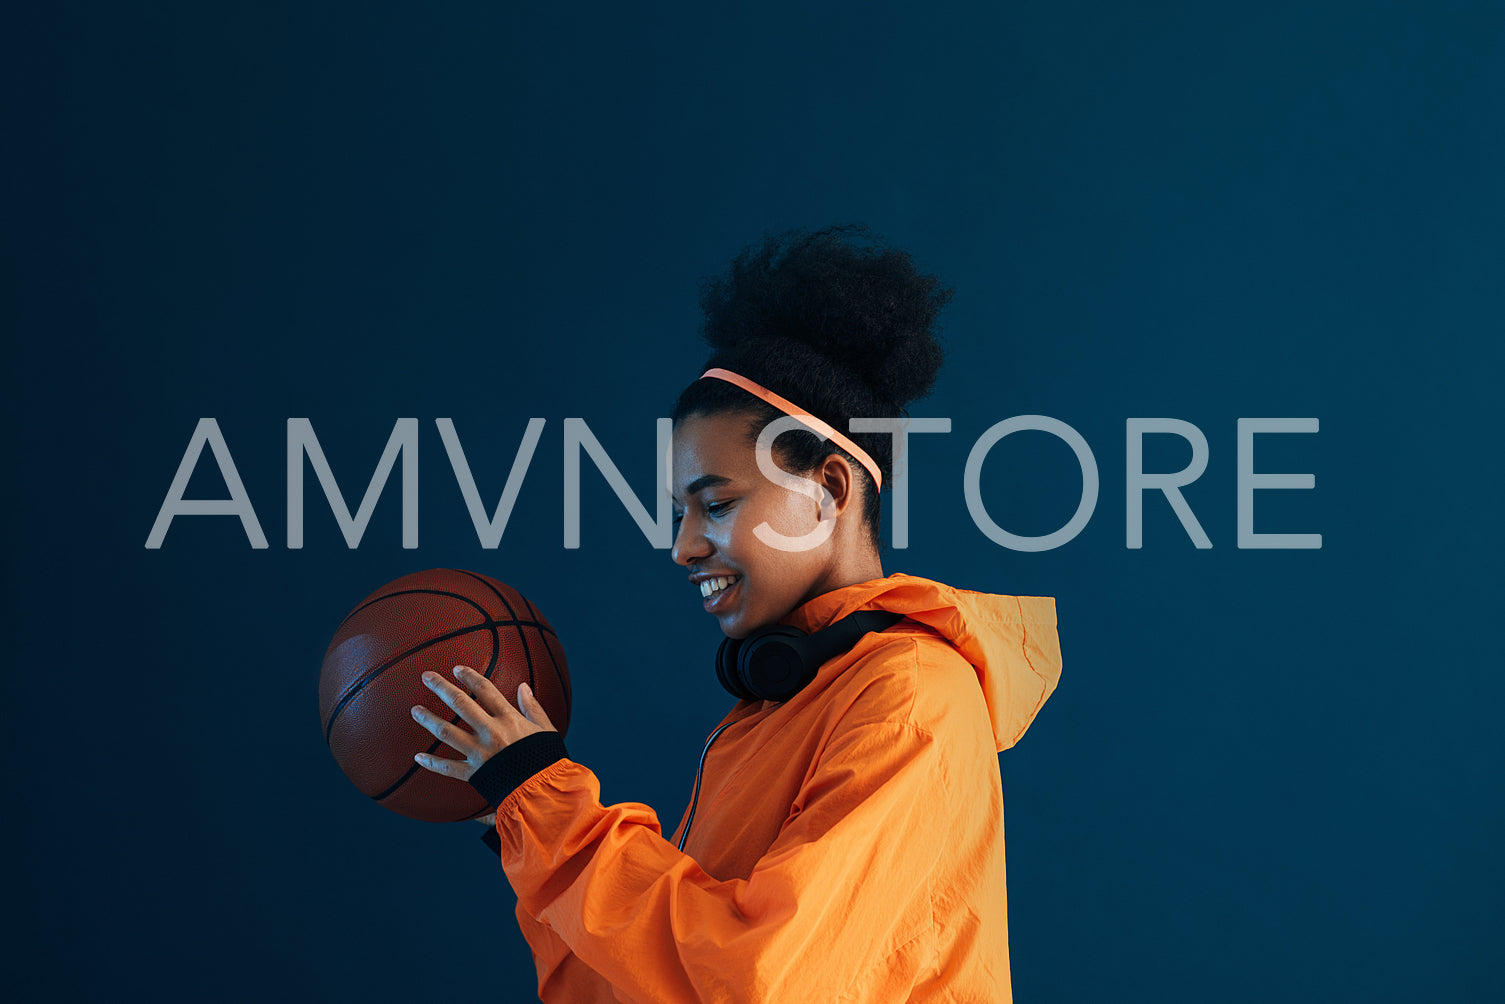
[410,665,558,783]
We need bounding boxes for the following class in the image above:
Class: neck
[796,545,884,611]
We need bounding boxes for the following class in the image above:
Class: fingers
[412,749,474,781]
[517,682,557,732]
[412,668,553,776]
[450,665,518,721]
[420,668,494,731]
[410,702,480,758]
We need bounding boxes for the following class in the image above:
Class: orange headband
[699,367,883,489]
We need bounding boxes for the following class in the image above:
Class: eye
[672,500,733,531]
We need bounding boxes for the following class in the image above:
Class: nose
[671,511,710,567]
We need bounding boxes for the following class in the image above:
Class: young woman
[411,224,1063,1003]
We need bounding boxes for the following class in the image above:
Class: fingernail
[422,671,435,683]
[453,665,465,676]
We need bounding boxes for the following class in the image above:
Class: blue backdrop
[8,2,1501,1001]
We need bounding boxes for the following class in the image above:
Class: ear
[817,453,862,517]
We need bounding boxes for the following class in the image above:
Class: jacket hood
[780,572,1062,752]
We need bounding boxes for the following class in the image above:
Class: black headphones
[714,609,906,703]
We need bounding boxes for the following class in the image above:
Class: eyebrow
[672,474,732,504]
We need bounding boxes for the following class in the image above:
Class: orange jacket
[489,572,1063,1003]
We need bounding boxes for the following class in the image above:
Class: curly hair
[671,223,952,553]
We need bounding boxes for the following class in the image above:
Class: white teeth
[699,575,739,598]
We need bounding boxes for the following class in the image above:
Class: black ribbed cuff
[468,730,570,809]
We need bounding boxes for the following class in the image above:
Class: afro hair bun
[696,223,951,410]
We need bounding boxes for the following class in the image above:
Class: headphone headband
[715,609,905,704]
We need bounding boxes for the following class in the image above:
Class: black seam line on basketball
[338,587,487,631]
[323,618,529,743]
[336,586,558,640]
[324,574,551,744]
[336,588,559,641]
[371,623,502,803]
[523,592,571,724]
[457,570,538,702]
[340,587,554,638]
[461,570,548,736]
[523,590,568,722]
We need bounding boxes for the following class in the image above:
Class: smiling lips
[699,575,741,599]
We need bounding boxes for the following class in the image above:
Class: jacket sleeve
[476,829,623,1003]
[490,719,946,1003]
[470,733,621,1003]
[511,894,624,1003]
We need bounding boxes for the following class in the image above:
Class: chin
[722,608,785,640]
[717,607,766,640]
[719,615,752,640]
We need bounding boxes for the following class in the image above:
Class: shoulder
[824,620,989,743]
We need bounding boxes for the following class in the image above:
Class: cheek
[760,488,824,534]
[735,493,825,573]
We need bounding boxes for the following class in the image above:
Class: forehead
[670,412,757,495]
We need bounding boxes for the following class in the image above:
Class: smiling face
[670,410,882,639]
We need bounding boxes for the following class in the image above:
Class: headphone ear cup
[737,626,811,703]
[715,635,753,701]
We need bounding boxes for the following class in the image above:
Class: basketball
[319,568,571,823]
